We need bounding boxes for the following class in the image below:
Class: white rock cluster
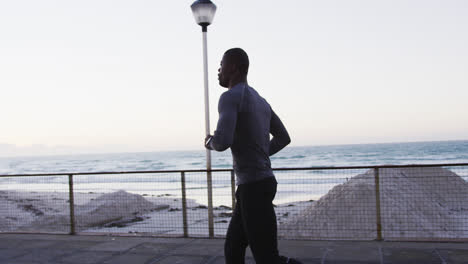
[32,190,168,232]
[280,167,468,240]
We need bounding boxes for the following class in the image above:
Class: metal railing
[0,163,467,241]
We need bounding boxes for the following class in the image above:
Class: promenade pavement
[0,234,467,264]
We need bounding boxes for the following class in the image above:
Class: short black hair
[224,48,249,75]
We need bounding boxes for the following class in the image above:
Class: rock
[30,190,169,231]
[280,167,468,239]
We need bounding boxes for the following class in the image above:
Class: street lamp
[191,0,217,238]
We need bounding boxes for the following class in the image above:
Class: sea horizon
[0,139,467,175]
[1,138,467,160]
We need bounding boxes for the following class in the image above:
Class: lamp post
[191,0,217,238]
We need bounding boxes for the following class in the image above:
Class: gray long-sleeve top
[207,82,291,185]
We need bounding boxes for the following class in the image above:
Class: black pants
[225,177,280,264]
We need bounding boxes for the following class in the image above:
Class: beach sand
[0,189,311,237]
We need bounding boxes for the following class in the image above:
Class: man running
[205,48,301,264]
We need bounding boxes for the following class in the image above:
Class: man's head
[218,48,249,88]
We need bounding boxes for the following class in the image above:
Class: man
[205,48,299,264]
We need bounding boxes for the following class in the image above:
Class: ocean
[1,140,467,206]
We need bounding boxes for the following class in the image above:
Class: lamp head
[191,0,217,29]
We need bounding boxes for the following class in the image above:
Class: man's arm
[269,109,291,156]
[205,92,238,151]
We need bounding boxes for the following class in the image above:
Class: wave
[291,155,306,159]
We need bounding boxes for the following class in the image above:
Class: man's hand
[204,135,213,150]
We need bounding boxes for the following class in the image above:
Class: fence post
[230,170,236,211]
[374,168,383,241]
[68,174,76,235]
[181,172,188,237]
[207,170,214,238]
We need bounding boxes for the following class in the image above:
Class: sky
[0,0,467,156]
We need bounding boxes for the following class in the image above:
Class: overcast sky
[1,0,467,156]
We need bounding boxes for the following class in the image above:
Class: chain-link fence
[1,164,467,241]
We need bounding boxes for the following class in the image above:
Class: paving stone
[245,257,256,264]
[10,248,75,263]
[62,235,117,242]
[279,244,324,259]
[171,243,224,255]
[298,258,321,264]
[146,237,194,244]
[325,245,381,262]
[2,261,44,264]
[382,248,441,264]
[4,262,42,264]
[0,248,29,261]
[437,249,468,264]
[208,255,317,264]
[190,238,224,245]
[103,253,156,264]
[206,256,226,264]
[207,256,261,264]
[54,251,116,264]
[13,239,58,249]
[128,242,177,255]
[86,238,149,252]
[50,240,102,249]
[0,239,24,248]
[325,261,379,264]
[153,255,209,264]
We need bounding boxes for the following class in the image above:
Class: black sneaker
[279,255,303,264]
